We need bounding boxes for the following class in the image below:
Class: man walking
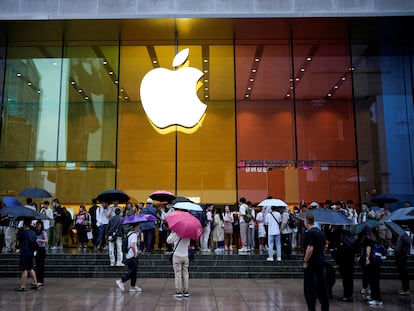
[303,213,329,311]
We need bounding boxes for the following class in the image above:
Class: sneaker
[368,300,383,306]
[129,286,142,292]
[116,279,125,292]
[399,290,410,296]
[173,292,182,298]
[276,257,282,261]
[182,292,189,297]
[266,257,274,261]
[115,263,125,267]
[15,287,26,292]
[110,263,115,266]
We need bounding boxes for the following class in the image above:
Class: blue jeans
[267,234,281,259]
[95,224,107,248]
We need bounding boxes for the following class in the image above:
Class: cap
[146,198,153,204]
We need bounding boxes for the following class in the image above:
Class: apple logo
[140,48,207,133]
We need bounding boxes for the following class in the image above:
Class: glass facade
[0,18,413,207]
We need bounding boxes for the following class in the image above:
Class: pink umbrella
[166,210,203,240]
[149,190,176,203]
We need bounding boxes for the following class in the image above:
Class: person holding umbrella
[115,222,141,292]
[166,210,203,298]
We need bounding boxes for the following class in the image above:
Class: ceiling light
[245,94,250,98]
[27,82,32,86]
[16,73,22,77]
[204,95,209,98]
[254,58,260,62]
[85,96,89,100]
[204,79,208,83]
[204,70,208,73]
[341,77,346,81]
[306,57,312,61]
[78,89,83,93]
[70,81,75,85]
[295,78,300,81]
[247,87,252,90]
[204,87,208,91]
[327,93,332,97]
[109,71,114,75]
[37,90,41,94]
[249,78,254,82]
[334,85,339,89]
[152,60,157,64]
[252,69,257,73]
[103,60,108,65]
[286,94,291,97]
[300,68,305,72]
[203,59,208,63]
[114,80,118,84]
[124,96,129,100]
[289,78,293,82]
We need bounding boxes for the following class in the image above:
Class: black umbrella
[18,187,52,198]
[171,196,193,204]
[149,190,176,203]
[96,189,129,204]
[371,194,399,205]
[0,205,51,220]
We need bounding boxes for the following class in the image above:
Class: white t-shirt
[239,203,248,223]
[126,232,138,259]
[265,211,281,235]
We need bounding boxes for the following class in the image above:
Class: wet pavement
[0,277,412,310]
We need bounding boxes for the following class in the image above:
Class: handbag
[169,238,182,264]
[87,231,93,240]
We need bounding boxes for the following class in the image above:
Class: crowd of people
[0,195,412,304]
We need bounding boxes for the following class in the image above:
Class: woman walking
[34,220,47,286]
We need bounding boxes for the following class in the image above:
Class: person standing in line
[139,198,157,253]
[223,205,234,252]
[116,222,141,292]
[74,205,91,249]
[265,206,282,261]
[40,201,53,249]
[167,230,191,298]
[88,198,99,245]
[212,207,225,253]
[106,207,124,266]
[34,220,47,286]
[302,212,329,311]
[15,219,39,291]
[393,229,411,296]
[200,205,214,252]
[238,198,249,252]
[256,206,266,254]
[95,200,111,251]
[51,199,64,250]
[246,202,256,252]
[280,206,293,259]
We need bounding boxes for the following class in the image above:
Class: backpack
[122,231,134,254]
[370,243,387,263]
[287,213,297,229]
[243,208,253,222]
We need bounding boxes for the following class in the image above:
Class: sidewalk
[0,277,412,310]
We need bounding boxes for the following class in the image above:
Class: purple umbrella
[120,214,157,225]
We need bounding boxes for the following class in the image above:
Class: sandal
[15,287,27,292]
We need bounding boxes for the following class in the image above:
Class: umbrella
[371,194,399,205]
[258,198,288,207]
[384,220,407,237]
[297,208,352,225]
[171,196,194,204]
[149,190,176,203]
[351,219,381,235]
[385,207,414,221]
[166,210,203,240]
[120,214,157,225]
[0,205,51,220]
[3,196,22,207]
[97,189,129,204]
[173,201,203,212]
[18,188,52,198]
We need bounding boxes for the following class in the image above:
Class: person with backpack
[106,207,124,266]
[116,222,141,292]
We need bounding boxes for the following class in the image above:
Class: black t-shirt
[303,226,326,269]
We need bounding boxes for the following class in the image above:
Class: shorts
[19,254,34,271]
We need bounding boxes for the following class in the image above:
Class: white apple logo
[140,48,207,130]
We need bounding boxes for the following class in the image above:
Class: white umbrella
[173,201,203,212]
[258,198,288,207]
